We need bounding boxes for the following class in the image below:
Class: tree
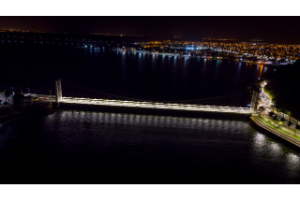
[13,92,24,107]
[285,119,292,127]
[261,60,300,120]
[269,110,275,117]
[3,88,13,98]
[296,123,300,130]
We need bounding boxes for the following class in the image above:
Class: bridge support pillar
[251,87,260,113]
[55,78,62,103]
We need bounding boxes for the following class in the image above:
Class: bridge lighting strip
[61,97,252,114]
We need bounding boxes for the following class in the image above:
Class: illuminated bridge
[32,79,259,115]
[60,97,252,114]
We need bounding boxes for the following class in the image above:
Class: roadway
[1,94,252,114]
[258,83,299,126]
[22,94,253,114]
[258,82,272,115]
[60,97,252,114]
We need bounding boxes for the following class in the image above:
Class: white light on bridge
[60,97,251,114]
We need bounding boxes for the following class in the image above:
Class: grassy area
[261,86,300,139]
[293,135,300,140]
[260,116,291,135]
[281,129,292,135]
[260,116,300,141]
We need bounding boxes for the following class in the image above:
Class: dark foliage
[13,93,25,107]
[262,60,300,119]
[4,88,13,98]
[269,110,275,117]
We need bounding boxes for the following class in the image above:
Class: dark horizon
[1,16,300,43]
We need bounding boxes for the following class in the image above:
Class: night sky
[1,16,300,43]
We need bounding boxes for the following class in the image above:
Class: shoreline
[115,49,292,67]
[250,115,300,149]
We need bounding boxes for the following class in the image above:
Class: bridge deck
[60,97,253,114]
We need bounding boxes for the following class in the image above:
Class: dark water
[1,111,300,183]
[1,43,299,183]
[1,43,267,102]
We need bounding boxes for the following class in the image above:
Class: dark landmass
[262,60,300,119]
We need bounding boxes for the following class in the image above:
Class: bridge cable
[62,79,249,104]
[33,80,56,94]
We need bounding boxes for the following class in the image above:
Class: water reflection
[253,132,267,148]
[202,59,207,71]
[3,108,300,183]
[286,153,300,168]
[183,57,188,67]
[269,142,282,155]
[58,111,264,135]
[258,65,264,78]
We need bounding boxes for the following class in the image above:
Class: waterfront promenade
[250,115,300,148]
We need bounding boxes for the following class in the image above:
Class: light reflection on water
[253,132,267,148]
[270,142,281,154]
[1,110,300,183]
[287,153,300,165]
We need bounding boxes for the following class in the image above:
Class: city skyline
[1,16,300,43]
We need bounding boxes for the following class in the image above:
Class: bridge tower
[55,78,62,103]
[250,87,261,113]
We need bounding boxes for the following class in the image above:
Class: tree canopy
[13,93,25,107]
[0,87,13,98]
[262,60,300,119]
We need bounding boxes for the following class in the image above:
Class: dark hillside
[262,60,300,119]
